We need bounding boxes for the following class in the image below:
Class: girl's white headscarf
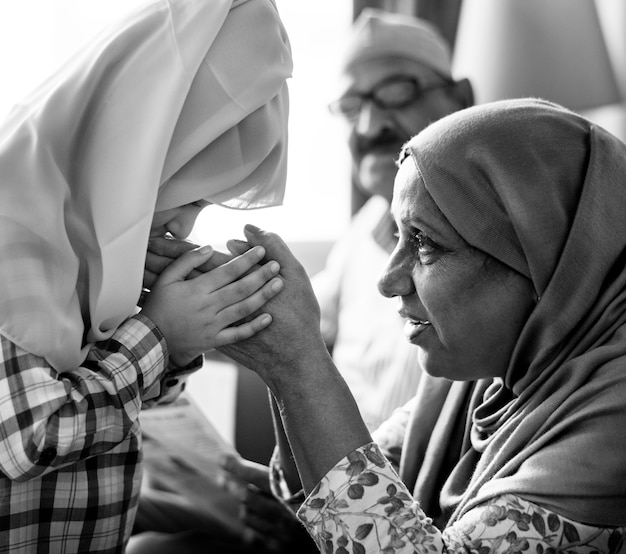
[0,0,292,371]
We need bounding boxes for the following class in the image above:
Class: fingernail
[197,245,212,255]
[269,261,280,273]
[271,278,283,292]
[245,224,261,233]
[253,246,266,258]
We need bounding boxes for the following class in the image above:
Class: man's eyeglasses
[328,76,455,120]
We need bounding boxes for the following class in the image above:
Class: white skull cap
[342,8,452,79]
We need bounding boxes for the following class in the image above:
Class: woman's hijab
[404,98,626,525]
[0,0,292,371]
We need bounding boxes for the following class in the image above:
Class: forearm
[269,351,371,494]
[270,394,302,493]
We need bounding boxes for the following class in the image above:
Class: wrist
[265,346,335,399]
[168,350,198,368]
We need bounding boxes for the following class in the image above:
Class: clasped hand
[143,226,328,394]
[216,226,330,392]
[141,236,283,367]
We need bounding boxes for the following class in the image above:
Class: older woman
[220,98,626,552]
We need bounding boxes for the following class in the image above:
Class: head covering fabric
[0,0,292,371]
[404,98,626,525]
[341,8,452,79]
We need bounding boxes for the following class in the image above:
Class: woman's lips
[403,319,432,343]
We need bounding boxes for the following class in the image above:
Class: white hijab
[0,0,292,371]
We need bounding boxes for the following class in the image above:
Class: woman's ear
[451,78,474,109]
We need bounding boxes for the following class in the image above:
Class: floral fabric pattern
[297,442,626,553]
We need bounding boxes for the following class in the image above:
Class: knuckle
[231,300,253,320]
[227,327,243,342]
[223,260,246,280]
[263,262,278,278]
[229,279,249,298]
[260,287,275,301]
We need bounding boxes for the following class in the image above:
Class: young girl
[0,0,292,551]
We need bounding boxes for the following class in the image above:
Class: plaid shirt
[0,313,197,553]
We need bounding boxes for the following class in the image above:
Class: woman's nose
[377,248,414,298]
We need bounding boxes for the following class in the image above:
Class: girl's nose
[167,204,203,239]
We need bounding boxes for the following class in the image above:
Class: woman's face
[378,159,535,381]
[150,200,210,239]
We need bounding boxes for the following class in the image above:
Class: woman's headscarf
[404,98,626,525]
[0,0,292,371]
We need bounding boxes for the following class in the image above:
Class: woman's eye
[413,230,438,261]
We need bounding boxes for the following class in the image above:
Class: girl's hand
[141,244,283,367]
[143,237,234,290]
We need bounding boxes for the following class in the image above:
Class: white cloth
[313,196,422,431]
[0,0,292,371]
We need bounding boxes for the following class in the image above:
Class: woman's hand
[141,244,283,367]
[218,227,371,494]
[217,226,330,390]
[219,455,316,553]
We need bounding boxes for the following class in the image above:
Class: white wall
[584,0,626,141]
[190,1,353,248]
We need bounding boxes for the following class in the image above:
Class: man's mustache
[355,130,405,156]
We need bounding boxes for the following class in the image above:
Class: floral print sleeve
[296,442,626,554]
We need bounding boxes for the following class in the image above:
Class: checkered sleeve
[0,314,168,481]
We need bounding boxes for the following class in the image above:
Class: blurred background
[1,0,624,461]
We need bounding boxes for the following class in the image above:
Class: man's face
[341,58,465,203]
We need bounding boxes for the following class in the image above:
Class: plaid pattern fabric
[0,314,186,553]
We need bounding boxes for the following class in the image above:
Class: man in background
[313,8,473,432]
